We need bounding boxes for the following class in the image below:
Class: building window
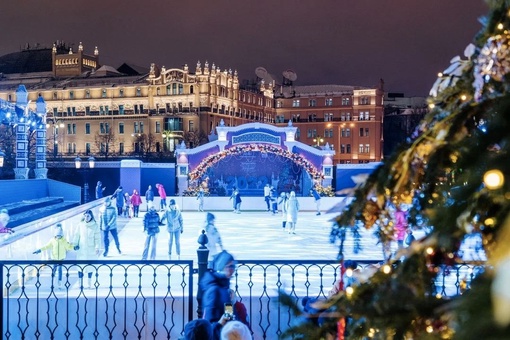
[134,122,139,134]
[85,106,90,115]
[102,89,107,98]
[119,143,124,155]
[325,129,333,138]
[359,111,370,121]
[119,89,124,97]
[341,144,345,153]
[67,143,76,154]
[307,129,317,138]
[140,122,144,134]
[360,127,369,137]
[85,143,91,155]
[308,113,316,122]
[360,96,370,105]
[292,100,300,107]
[276,101,283,108]
[69,91,74,100]
[100,123,110,134]
[67,123,76,135]
[136,88,141,97]
[342,97,350,106]
[341,128,351,137]
[309,99,316,107]
[67,107,71,115]
[119,105,124,115]
[85,123,90,135]
[140,104,144,113]
[365,144,370,153]
[156,121,161,133]
[346,144,351,153]
[119,122,124,134]
[53,92,58,100]
[189,120,194,132]
[85,90,90,99]
[324,113,333,122]
[99,106,104,115]
[325,98,333,106]
[53,107,58,115]
[359,144,364,153]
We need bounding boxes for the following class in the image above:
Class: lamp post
[313,137,324,147]
[75,156,96,203]
[0,150,5,168]
[47,119,64,160]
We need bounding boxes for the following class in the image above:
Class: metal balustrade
[1,260,485,339]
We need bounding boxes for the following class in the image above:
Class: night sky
[0,1,487,96]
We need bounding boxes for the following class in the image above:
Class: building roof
[0,48,53,74]
[116,63,149,76]
[280,84,366,98]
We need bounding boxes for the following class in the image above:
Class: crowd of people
[15,180,416,339]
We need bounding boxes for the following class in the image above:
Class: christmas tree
[283,1,510,339]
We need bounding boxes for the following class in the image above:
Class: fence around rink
[0,259,486,340]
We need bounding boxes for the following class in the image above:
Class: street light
[47,119,65,159]
[0,150,5,168]
[75,156,96,203]
[313,137,324,147]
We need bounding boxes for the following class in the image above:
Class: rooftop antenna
[282,69,297,87]
[255,66,268,81]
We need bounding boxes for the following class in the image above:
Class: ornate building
[0,42,384,164]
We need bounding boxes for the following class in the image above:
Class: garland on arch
[188,143,324,182]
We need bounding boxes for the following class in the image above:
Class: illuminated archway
[188,143,324,183]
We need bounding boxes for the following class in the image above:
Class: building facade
[0,42,384,165]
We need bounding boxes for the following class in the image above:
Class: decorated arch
[0,85,48,179]
[176,121,335,196]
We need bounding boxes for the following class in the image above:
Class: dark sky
[1,1,487,96]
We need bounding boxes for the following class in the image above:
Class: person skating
[141,206,160,260]
[145,185,154,211]
[95,181,106,199]
[286,191,300,234]
[33,224,75,289]
[130,189,142,217]
[197,187,205,212]
[204,213,224,268]
[73,210,101,289]
[156,183,167,211]
[161,199,183,259]
[0,209,14,234]
[98,197,121,257]
[310,186,321,215]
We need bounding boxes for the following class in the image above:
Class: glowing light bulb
[426,247,434,255]
[484,169,504,190]
[497,23,504,30]
[345,286,354,297]
[382,265,391,274]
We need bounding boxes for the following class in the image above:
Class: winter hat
[183,319,213,340]
[220,320,251,340]
[213,250,236,272]
[54,224,64,237]
[105,197,112,205]
[206,212,215,223]
[169,199,176,205]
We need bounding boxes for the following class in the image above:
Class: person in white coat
[286,191,300,234]
[204,212,224,268]
[73,209,101,289]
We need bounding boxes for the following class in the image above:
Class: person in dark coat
[200,250,236,323]
[142,206,160,260]
[112,186,125,215]
[95,181,106,199]
[145,185,155,211]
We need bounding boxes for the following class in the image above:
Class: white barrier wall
[146,196,349,213]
